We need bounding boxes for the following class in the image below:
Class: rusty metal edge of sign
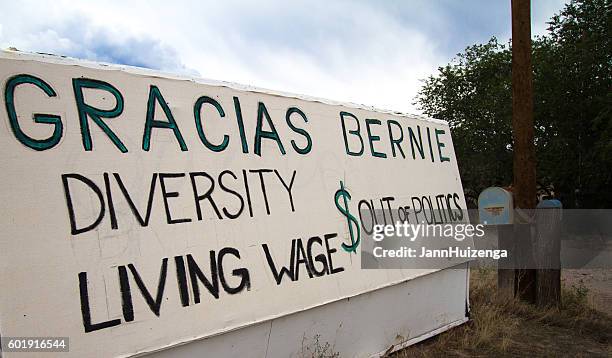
[371,317,470,357]
[369,265,471,357]
[130,268,460,357]
[141,265,472,358]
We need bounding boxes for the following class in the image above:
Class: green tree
[415,0,611,207]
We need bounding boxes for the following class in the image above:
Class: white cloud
[0,0,570,114]
[0,0,447,113]
[491,0,569,41]
[532,0,568,37]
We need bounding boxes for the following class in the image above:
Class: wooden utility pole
[511,0,537,303]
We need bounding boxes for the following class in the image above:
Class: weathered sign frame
[0,50,470,357]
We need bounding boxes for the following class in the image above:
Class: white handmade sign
[0,51,468,357]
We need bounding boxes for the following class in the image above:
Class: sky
[0,0,568,114]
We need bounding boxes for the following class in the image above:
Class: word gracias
[5,74,451,162]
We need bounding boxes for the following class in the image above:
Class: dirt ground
[563,269,612,316]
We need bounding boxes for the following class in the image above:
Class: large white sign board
[0,51,468,357]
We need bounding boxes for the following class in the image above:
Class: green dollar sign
[334,180,360,253]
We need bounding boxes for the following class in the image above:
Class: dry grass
[394,268,612,357]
